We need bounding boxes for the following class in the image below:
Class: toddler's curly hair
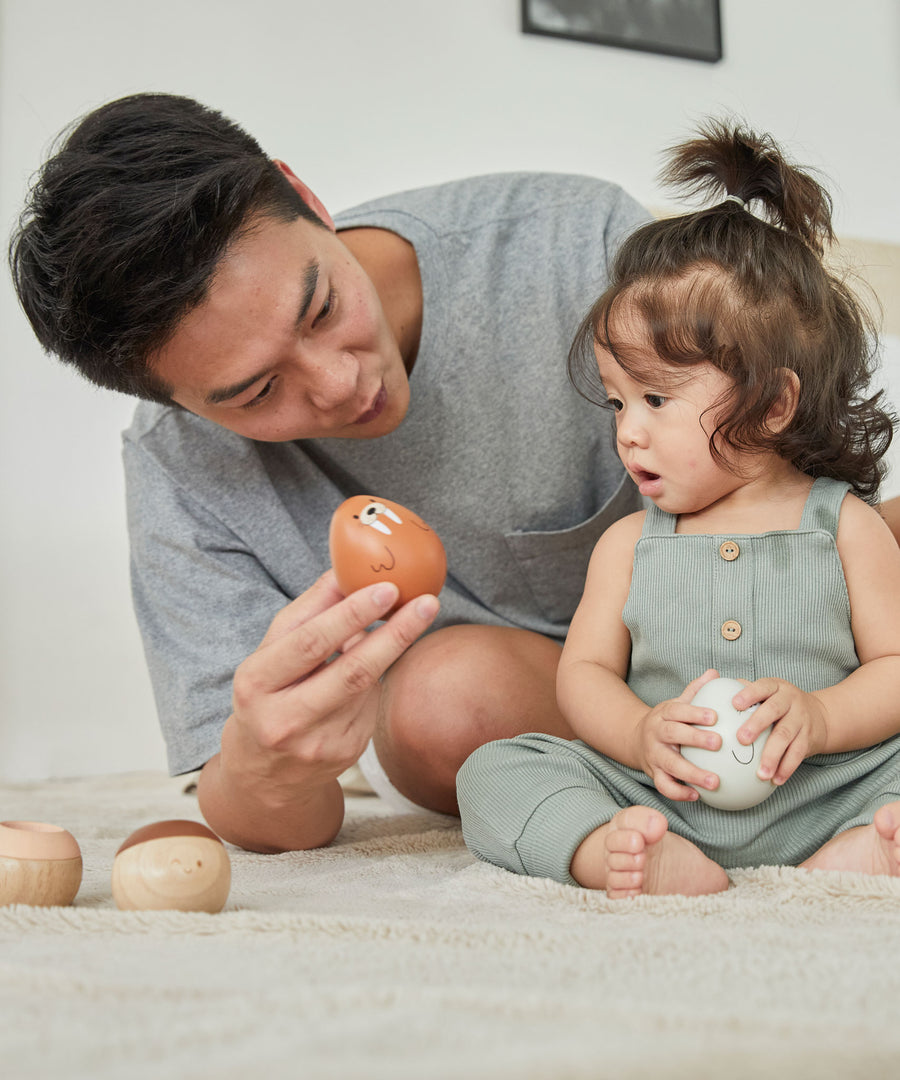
[569,119,894,502]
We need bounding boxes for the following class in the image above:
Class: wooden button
[721,620,742,640]
[719,540,740,561]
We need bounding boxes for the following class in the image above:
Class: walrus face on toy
[329,496,447,613]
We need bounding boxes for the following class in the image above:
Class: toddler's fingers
[771,743,805,786]
[660,751,718,799]
[653,770,701,801]
[656,777,704,803]
[665,702,718,728]
[755,720,797,781]
[678,669,720,703]
[668,720,721,753]
[736,706,781,745]
[732,677,779,713]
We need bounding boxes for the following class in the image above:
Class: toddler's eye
[607,397,623,412]
[645,394,667,409]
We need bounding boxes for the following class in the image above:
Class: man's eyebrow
[205,368,271,406]
[204,261,320,406]
[294,261,320,328]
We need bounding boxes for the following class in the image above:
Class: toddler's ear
[766,369,800,433]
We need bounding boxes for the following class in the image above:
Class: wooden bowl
[0,821,83,907]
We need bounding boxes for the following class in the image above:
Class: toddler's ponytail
[661,119,835,256]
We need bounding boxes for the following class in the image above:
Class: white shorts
[356,739,424,814]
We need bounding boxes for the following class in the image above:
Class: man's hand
[198,570,439,852]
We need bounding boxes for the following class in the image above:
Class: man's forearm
[197,751,346,853]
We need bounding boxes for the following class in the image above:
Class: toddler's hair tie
[723,194,748,210]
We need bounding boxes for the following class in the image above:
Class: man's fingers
[298,594,440,718]
[242,581,402,696]
[259,570,347,648]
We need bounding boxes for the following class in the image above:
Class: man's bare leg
[373,625,571,814]
[800,802,900,877]
[570,806,730,900]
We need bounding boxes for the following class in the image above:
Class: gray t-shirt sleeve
[123,442,290,772]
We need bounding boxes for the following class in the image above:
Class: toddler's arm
[557,513,721,801]
[729,494,900,785]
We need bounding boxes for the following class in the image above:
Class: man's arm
[197,572,438,852]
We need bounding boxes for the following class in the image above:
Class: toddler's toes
[874,803,900,873]
[606,869,644,900]
[605,849,645,872]
[608,805,669,848]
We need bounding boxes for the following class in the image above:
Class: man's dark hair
[9,93,325,402]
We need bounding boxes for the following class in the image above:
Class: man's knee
[373,625,570,813]
[386,624,565,754]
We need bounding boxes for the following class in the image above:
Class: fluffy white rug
[1,770,899,1079]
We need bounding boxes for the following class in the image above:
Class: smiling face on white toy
[680,677,776,811]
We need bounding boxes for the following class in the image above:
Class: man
[8,93,660,851]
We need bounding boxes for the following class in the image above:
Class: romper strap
[798,477,852,537]
[640,502,677,537]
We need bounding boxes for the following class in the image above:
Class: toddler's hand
[730,678,828,786]
[637,669,724,801]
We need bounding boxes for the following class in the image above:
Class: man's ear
[766,369,801,433]
[272,159,336,231]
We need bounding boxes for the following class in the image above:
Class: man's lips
[353,384,387,425]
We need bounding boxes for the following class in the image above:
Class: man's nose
[302,350,359,412]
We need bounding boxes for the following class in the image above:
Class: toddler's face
[593,313,741,517]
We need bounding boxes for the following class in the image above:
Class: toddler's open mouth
[631,467,662,496]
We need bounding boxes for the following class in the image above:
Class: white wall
[2,0,899,780]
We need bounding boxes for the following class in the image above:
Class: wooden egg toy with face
[329,496,446,612]
[112,820,230,913]
[0,821,83,907]
[680,677,776,811]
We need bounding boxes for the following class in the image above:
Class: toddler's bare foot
[801,801,900,877]
[571,805,730,900]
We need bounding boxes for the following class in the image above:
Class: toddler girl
[457,120,900,898]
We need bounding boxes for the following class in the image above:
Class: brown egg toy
[111,820,230,913]
[329,495,446,612]
[0,820,83,907]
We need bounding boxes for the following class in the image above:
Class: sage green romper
[458,478,900,883]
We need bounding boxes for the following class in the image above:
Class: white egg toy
[680,677,776,811]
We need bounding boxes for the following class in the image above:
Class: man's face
[151,214,410,442]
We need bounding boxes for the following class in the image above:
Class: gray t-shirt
[122,172,649,774]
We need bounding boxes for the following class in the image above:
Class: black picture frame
[521,0,723,64]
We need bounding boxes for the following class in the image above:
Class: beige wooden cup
[0,821,83,906]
